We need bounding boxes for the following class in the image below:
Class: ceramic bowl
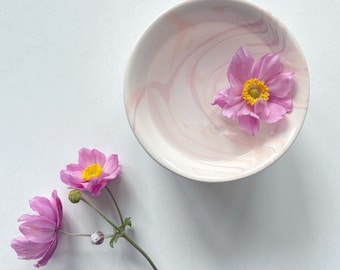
[124,0,309,182]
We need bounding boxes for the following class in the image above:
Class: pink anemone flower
[11,190,62,268]
[60,148,122,196]
[212,47,294,135]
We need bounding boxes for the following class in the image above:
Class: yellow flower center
[82,164,103,181]
[242,78,270,106]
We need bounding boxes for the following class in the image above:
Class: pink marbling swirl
[124,0,309,182]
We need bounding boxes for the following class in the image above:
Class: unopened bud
[68,189,82,203]
[91,231,105,245]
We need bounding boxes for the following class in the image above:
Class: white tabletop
[1,0,339,269]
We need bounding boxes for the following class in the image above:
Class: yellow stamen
[242,78,270,106]
[82,164,103,181]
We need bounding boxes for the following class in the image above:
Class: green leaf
[123,217,132,227]
[109,237,115,248]
[110,232,121,245]
[114,235,120,243]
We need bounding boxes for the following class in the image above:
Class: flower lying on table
[11,190,62,268]
[60,148,122,196]
[212,47,294,135]
[11,148,157,269]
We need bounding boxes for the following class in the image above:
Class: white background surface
[0,0,338,269]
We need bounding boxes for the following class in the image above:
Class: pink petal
[66,163,84,171]
[103,155,121,175]
[29,197,55,222]
[254,99,267,114]
[212,88,228,108]
[221,101,246,120]
[78,148,96,167]
[212,87,243,108]
[107,165,122,180]
[225,87,243,106]
[11,237,49,259]
[255,101,288,123]
[60,170,84,188]
[236,103,259,119]
[105,166,122,181]
[34,237,58,267]
[50,190,63,229]
[238,115,260,135]
[92,149,106,166]
[78,148,106,167]
[267,72,294,98]
[65,170,83,181]
[251,53,283,82]
[86,179,107,196]
[18,214,40,223]
[227,47,254,88]
[19,218,56,243]
[269,96,293,113]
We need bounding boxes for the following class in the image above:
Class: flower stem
[59,230,116,238]
[80,197,120,232]
[79,195,157,269]
[58,230,91,237]
[105,186,124,225]
[122,233,158,270]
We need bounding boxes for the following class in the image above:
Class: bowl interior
[124,0,309,182]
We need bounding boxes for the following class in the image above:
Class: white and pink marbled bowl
[124,0,309,182]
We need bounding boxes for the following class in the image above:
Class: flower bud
[91,231,105,245]
[68,189,82,203]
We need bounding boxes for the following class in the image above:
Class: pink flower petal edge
[11,190,62,268]
[212,47,294,135]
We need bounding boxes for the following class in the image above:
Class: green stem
[58,230,91,237]
[104,234,115,238]
[80,197,120,232]
[58,230,115,238]
[105,186,124,225]
[79,195,157,269]
[122,234,158,270]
